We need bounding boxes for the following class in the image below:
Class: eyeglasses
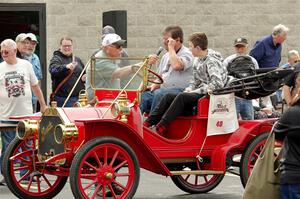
[62,45,72,48]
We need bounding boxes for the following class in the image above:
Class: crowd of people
[0,23,300,198]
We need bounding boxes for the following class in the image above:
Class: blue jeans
[0,121,17,174]
[276,90,283,103]
[32,98,37,113]
[54,95,78,107]
[140,87,183,113]
[235,98,254,120]
[281,184,300,199]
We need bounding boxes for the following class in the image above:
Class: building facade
[0,0,300,98]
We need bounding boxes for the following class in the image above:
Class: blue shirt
[281,63,290,69]
[250,35,282,68]
[25,53,42,102]
[30,54,43,80]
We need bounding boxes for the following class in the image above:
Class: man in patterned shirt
[144,32,227,136]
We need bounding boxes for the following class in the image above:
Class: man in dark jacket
[250,24,289,68]
[274,91,300,199]
[49,36,86,107]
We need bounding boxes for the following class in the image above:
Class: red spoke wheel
[70,137,140,199]
[240,132,281,187]
[170,165,224,194]
[3,138,68,199]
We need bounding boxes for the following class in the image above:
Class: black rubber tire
[171,173,224,194]
[240,132,269,188]
[69,136,140,199]
[3,137,68,199]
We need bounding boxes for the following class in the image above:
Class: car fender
[210,119,275,170]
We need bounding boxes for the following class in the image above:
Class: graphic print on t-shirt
[4,71,25,98]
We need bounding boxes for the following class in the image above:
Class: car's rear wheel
[70,137,140,199]
[3,137,68,199]
[240,132,281,187]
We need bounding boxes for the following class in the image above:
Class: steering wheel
[131,65,163,84]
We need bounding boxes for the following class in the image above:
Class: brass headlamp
[16,120,39,140]
[54,123,78,144]
[111,94,133,123]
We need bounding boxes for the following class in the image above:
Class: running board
[170,170,224,175]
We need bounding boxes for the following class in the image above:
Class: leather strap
[53,69,74,97]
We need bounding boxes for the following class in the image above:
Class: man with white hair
[282,50,300,68]
[250,24,289,68]
[250,24,289,110]
[0,39,46,185]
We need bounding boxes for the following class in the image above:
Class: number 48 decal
[216,121,223,127]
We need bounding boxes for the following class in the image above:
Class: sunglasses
[234,45,246,48]
[110,44,122,49]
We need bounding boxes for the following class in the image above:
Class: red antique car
[2,56,290,199]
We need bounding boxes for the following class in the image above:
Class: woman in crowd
[49,36,86,107]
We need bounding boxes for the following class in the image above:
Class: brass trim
[16,120,39,140]
[112,93,132,123]
[38,107,70,162]
[73,90,89,107]
[100,57,150,119]
[105,172,113,180]
[54,123,78,144]
[42,107,70,124]
[89,56,150,95]
[92,56,146,61]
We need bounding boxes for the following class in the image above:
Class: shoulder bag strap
[53,69,74,96]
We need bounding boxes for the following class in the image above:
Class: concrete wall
[46,0,300,60]
[1,0,300,95]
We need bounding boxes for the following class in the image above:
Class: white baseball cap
[27,33,38,43]
[102,33,126,47]
[15,33,31,43]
